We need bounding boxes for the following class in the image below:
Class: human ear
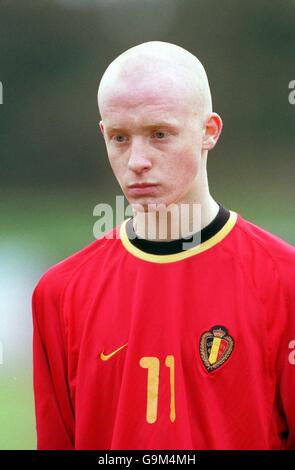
[99,120,104,134]
[202,113,223,150]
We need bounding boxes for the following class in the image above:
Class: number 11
[139,355,176,424]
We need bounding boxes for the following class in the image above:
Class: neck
[131,193,219,242]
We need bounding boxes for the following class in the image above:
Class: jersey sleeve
[32,273,75,449]
[275,260,295,450]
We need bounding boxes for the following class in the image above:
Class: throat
[126,203,230,255]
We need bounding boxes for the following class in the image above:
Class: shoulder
[232,212,295,291]
[235,212,295,259]
[32,225,121,306]
[235,213,295,256]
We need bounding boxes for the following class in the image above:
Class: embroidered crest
[200,325,234,372]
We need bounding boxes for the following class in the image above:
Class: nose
[127,138,152,174]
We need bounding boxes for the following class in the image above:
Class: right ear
[99,120,104,134]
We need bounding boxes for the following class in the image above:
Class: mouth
[127,182,159,196]
[128,182,158,189]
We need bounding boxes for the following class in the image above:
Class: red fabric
[32,212,295,449]
[217,339,228,361]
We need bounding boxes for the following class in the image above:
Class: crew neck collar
[119,204,237,263]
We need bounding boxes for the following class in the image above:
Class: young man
[32,41,295,450]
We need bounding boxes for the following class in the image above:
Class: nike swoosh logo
[100,343,128,361]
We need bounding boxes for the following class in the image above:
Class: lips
[128,183,158,188]
[127,182,159,196]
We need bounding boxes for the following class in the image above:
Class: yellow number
[139,357,160,424]
[165,355,176,423]
[140,355,176,424]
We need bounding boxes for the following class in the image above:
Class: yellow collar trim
[119,211,238,264]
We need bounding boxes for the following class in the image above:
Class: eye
[152,130,169,140]
[112,134,128,143]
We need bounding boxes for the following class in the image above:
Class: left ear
[202,112,223,150]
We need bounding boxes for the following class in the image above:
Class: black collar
[125,203,230,255]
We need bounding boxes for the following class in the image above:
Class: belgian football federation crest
[200,325,234,372]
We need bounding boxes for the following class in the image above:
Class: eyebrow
[105,122,179,133]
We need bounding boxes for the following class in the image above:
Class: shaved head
[97,41,212,122]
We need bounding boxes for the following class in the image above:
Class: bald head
[97,41,212,122]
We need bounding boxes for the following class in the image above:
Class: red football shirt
[32,206,295,449]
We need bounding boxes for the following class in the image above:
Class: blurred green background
[0,0,294,449]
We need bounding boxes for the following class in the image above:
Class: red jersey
[32,205,295,450]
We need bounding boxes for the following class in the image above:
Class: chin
[127,197,162,212]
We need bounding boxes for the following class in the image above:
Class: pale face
[99,80,206,210]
